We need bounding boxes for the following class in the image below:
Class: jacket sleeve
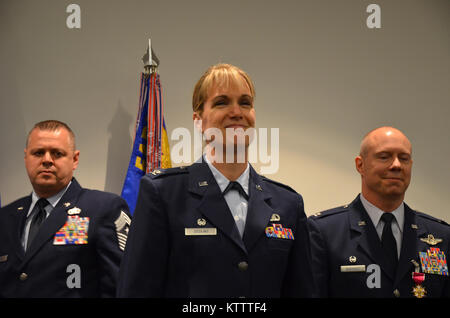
[95,194,131,297]
[281,195,316,297]
[117,175,169,297]
[307,216,330,297]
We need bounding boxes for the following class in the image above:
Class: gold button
[393,289,400,298]
[19,273,28,281]
[238,261,248,271]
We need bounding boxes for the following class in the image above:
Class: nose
[390,156,402,170]
[228,101,243,118]
[42,151,54,167]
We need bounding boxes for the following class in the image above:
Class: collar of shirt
[204,155,250,196]
[27,181,72,218]
[360,193,405,233]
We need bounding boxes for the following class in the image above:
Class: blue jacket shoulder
[146,166,189,179]
[260,176,297,194]
[309,204,350,220]
[415,210,449,227]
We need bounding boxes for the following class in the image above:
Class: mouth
[39,170,55,175]
[225,125,247,130]
[383,177,403,182]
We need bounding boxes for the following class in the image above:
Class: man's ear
[72,150,80,171]
[355,156,364,175]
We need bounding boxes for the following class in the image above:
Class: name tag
[0,255,8,263]
[340,265,366,272]
[185,228,217,236]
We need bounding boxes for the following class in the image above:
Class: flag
[121,71,171,214]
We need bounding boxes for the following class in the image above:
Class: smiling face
[355,127,413,206]
[24,128,79,198]
[194,77,256,147]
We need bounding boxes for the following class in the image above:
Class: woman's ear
[193,112,203,132]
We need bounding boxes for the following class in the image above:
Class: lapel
[21,179,83,267]
[394,205,426,286]
[242,166,273,252]
[348,195,396,281]
[188,162,247,254]
[11,196,31,261]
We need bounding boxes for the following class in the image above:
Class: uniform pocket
[268,238,293,252]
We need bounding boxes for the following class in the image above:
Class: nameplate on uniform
[185,228,217,236]
[340,265,366,272]
[0,255,7,263]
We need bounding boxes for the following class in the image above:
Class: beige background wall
[1,0,449,221]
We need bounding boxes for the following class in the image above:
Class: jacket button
[393,289,400,298]
[238,261,248,271]
[19,273,28,281]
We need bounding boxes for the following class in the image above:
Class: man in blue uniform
[308,126,449,298]
[117,63,315,297]
[0,120,131,297]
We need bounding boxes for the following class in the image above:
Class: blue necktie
[27,198,49,250]
[223,181,249,200]
[381,213,398,270]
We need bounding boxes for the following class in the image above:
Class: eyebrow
[212,94,253,100]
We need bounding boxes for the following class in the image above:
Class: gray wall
[1,0,449,221]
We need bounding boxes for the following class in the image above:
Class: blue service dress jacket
[0,178,131,297]
[308,195,450,298]
[117,161,315,298]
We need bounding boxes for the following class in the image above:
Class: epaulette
[415,211,450,227]
[260,176,297,194]
[147,166,189,179]
[310,204,350,219]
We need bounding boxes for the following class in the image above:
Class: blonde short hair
[192,63,255,115]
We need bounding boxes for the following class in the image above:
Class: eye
[52,150,65,158]
[376,152,390,160]
[399,154,411,162]
[239,96,253,108]
[240,100,252,108]
[213,98,228,107]
[33,150,44,157]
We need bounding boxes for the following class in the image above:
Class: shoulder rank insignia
[419,247,448,276]
[420,234,443,246]
[151,169,162,176]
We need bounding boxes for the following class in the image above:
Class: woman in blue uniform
[117,63,314,298]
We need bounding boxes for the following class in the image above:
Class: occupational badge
[419,247,448,276]
[270,213,280,222]
[420,234,443,246]
[265,223,294,240]
[67,207,81,215]
[54,215,89,245]
[114,210,131,251]
[197,218,207,226]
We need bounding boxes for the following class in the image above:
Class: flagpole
[120,38,171,214]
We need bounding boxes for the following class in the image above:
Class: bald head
[355,126,413,211]
[359,126,412,158]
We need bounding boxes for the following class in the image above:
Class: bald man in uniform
[308,126,450,298]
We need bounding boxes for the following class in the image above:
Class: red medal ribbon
[412,272,425,284]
